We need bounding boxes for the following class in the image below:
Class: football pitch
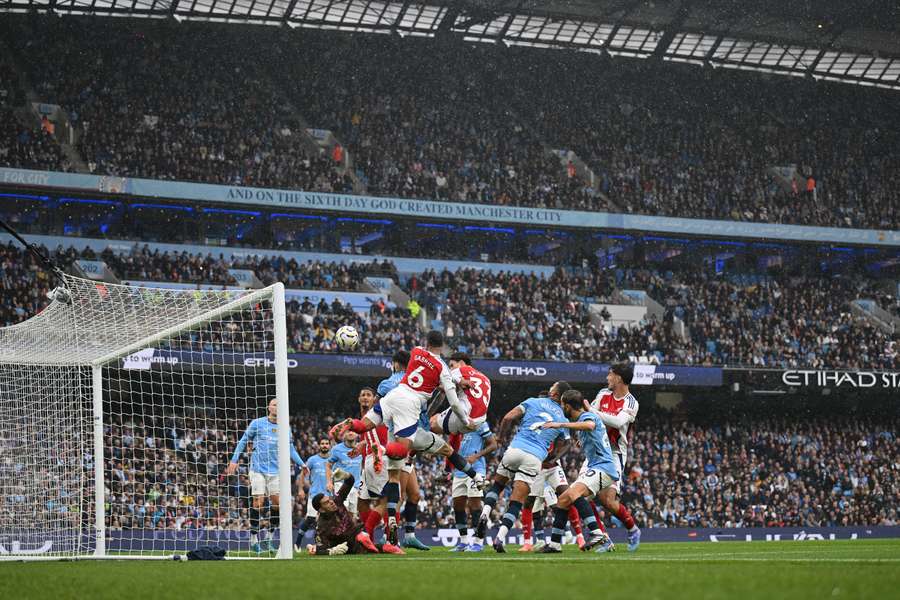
[2,540,898,600]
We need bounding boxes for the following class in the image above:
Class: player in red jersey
[350,387,403,554]
[330,331,484,545]
[430,352,491,435]
[583,362,642,551]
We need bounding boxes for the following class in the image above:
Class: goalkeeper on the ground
[306,475,402,555]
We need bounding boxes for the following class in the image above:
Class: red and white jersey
[362,424,388,460]
[400,346,453,399]
[451,364,491,419]
[591,388,638,460]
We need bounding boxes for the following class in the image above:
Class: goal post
[0,276,293,560]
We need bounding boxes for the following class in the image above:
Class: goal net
[0,275,292,560]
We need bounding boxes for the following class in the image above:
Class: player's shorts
[437,407,487,434]
[359,454,389,499]
[532,485,559,513]
[306,494,319,519]
[580,452,625,493]
[452,474,484,499]
[574,467,617,496]
[386,429,448,470]
[366,385,426,439]
[496,448,541,485]
[249,470,279,496]
[529,464,568,497]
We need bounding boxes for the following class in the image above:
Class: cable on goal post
[0,216,70,291]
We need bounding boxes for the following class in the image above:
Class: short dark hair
[359,386,376,395]
[538,390,550,397]
[311,493,325,512]
[426,330,444,348]
[392,349,411,367]
[449,351,471,365]
[552,381,572,396]
[560,389,584,410]
[610,362,634,385]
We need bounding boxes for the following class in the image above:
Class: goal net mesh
[0,274,288,559]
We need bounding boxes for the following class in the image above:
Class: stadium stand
[2,16,897,229]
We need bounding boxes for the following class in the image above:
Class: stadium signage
[782,370,900,388]
[2,167,898,247]
[498,366,548,376]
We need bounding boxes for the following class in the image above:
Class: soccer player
[519,442,585,552]
[331,331,484,547]
[327,430,362,516]
[224,397,305,553]
[539,389,618,554]
[305,475,402,556]
[430,352,491,435]
[353,387,397,552]
[474,381,572,553]
[449,421,498,552]
[585,362,642,551]
[377,349,429,551]
[295,438,332,546]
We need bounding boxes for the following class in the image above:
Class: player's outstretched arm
[542,421,596,431]
[582,399,634,428]
[440,367,470,425]
[498,406,525,438]
[225,421,255,475]
[290,443,305,468]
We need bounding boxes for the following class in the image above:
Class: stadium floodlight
[0,274,293,561]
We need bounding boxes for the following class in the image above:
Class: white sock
[250,533,258,544]
[480,504,492,521]
[497,525,509,542]
[523,535,533,545]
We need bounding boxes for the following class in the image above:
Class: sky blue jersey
[229,416,305,475]
[577,411,619,479]
[454,422,494,478]
[328,441,362,482]
[509,397,569,461]
[305,453,330,496]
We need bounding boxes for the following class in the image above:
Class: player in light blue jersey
[475,381,572,553]
[295,438,332,546]
[225,398,306,553]
[450,422,498,552]
[538,389,618,554]
[327,430,362,515]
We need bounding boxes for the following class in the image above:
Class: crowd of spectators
[3,18,348,192]
[2,242,897,369]
[3,17,898,229]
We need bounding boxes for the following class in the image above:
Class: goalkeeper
[307,475,402,556]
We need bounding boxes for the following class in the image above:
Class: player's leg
[567,470,616,552]
[295,494,319,548]
[248,470,266,552]
[597,484,640,551]
[426,428,483,484]
[451,490,469,551]
[519,495,536,552]
[492,479,530,553]
[399,465,429,551]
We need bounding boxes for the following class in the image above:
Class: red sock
[616,503,636,530]
[383,512,390,529]
[365,510,382,538]
[567,506,583,535]
[351,419,369,434]
[359,508,370,529]
[521,508,533,541]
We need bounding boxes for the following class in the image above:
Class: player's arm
[376,376,394,398]
[325,460,334,493]
[224,420,255,476]
[498,406,525,438]
[298,465,308,493]
[336,475,356,503]
[290,442,305,468]
[582,398,638,428]
[439,366,470,426]
[466,434,498,463]
[542,420,596,431]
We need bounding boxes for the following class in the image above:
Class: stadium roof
[2,0,898,89]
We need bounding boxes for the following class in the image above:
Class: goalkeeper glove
[328,542,349,556]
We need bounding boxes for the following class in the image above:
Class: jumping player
[430,352,491,435]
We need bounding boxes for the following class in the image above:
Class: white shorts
[575,467,617,496]
[359,454,389,499]
[366,385,426,439]
[529,464,568,497]
[386,429,448,470]
[437,407,487,434]
[306,494,319,519]
[249,471,279,496]
[533,486,559,513]
[496,448,542,485]
[580,453,625,493]
[452,474,484,499]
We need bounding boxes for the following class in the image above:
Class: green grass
[2,540,899,600]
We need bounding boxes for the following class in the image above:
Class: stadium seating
[2,16,897,229]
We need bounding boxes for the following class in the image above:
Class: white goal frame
[0,279,293,561]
